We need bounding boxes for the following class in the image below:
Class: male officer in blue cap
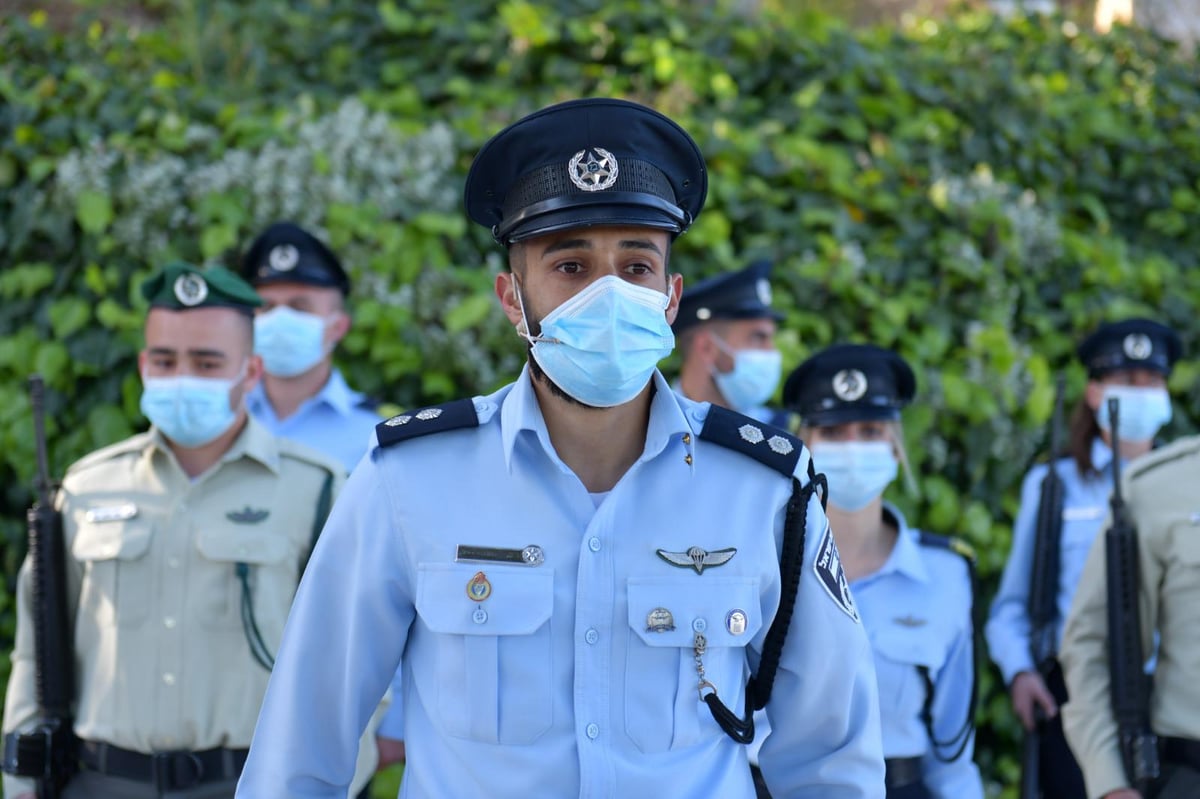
[242,222,385,474]
[674,260,789,427]
[236,98,884,799]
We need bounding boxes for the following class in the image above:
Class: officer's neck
[1097,430,1154,462]
[531,372,654,494]
[825,499,897,582]
[169,412,249,479]
[263,359,334,421]
[678,362,727,407]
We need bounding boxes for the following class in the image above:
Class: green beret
[141,262,263,312]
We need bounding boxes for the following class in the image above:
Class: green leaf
[48,297,92,338]
[75,191,113,234]
[443,294,493,333]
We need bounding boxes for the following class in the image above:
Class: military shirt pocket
[624,577,762,754]
[871,628,945,722]
[416,563,555,745]
[194,527,292,630]
[72,517,154,628]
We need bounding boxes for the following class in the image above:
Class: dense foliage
[2,2,1198,795]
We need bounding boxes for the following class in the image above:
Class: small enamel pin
[466,571,492,602]
[646,607,675,632]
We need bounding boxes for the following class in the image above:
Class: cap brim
[800,405,901,426]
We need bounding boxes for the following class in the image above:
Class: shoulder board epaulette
[376,398,479,448]
[698,404,802,478]
[68,432,154,473]
[917,530,977,563]
[275,438,343,477]
[1127,436,1200,482]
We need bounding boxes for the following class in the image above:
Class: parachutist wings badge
[656,546,737,575]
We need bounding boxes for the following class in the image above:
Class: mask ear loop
[512,275,560,345]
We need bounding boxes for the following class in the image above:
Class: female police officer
[985,318,1181,799]
[783,343,983,799]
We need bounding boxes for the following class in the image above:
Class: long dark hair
[1067,396,1103,477]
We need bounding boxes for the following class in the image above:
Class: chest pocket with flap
[72,516,154,628]
[194,526,292,630]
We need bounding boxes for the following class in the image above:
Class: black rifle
[1103,397,1159,794]
[2,376,76,797]
[1019,376,1066,799]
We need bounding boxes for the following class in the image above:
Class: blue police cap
[783,343,916,426]
[241,222,349,295]
[1076,317,1181,377]
[672,261,784,335]
[465,98,707,246]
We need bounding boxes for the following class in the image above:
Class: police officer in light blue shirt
[673,261,790,428]
[783,344,983,799]
[236,97,884,799]
[985,317,1181,799]
[242,222,385,474]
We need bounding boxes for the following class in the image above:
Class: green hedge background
[3,2,1199,796]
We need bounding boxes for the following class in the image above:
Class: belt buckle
[152,750,205,792]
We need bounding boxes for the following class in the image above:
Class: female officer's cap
[465,98,707,246]
[783,343,916,426]
[1076,318,1181,377]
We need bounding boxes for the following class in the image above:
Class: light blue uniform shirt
[246,368,382,474]
[854,505,983,799]
[237,367,884,798]
[985,440,1115,684]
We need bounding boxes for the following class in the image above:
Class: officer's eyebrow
[619,239,664,256]
[540,238,590,256]
[185,348,228,359]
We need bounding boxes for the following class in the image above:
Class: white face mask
[811,440,898,512]
[1095,385,1172,443]
[254,306,332,378]
[709,333,782,412]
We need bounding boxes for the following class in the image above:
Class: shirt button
[163,617,177,629]
[584,628,599,645]
[162,673,176,686]
[588,537,602,552]
[585,723,600,739]
[167,557,181,569]
[473,608,488,624]
[692,618,707,633]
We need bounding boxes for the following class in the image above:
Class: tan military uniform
[1061,436,1200,799]
[2,418,379,798]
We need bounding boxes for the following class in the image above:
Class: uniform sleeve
[1060,485,1164,799]
[922,564,984,799]
[985,466,1043,685]
[236,455,415,798]
[756,487,885,798]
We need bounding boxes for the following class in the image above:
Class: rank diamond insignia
[738,424,764,445]
[173,273,208,307]
[767,435,794,455]
[568,147,619,192]
[384,415,412,427]
[415,408,443,421]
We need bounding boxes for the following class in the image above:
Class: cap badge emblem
[657,546,737,575]
[173,273,208,307]
[268,243,300,272]
[568,147,619,192]
[646,607,676,632]
[832,369,868,401]
[466,571,492,602]
[1123,333,1152,361]
[756,278,772,307]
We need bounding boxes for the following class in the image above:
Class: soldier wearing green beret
[1,263,378,798]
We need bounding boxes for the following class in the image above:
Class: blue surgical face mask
[254,306,331,378]
[811,440,898,512]
[140,365,246,448]
[518,275,675,408]
[710,334,782,413]
[1095,385,1172,443]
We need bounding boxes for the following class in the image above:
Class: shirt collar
[148,415,281,476]
[246,368,361,420]
[1091,437,1114,471]
[500,366,693,474]
[875,502,929,584]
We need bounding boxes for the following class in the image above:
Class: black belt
[1162,736,1200,771]
[885,756,923,789]
[79,740,248,792]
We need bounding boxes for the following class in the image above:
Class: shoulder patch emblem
[656,546,737,574]
[376,398,480,448]
[699,404,803,478]
[814,522,859,623]
[226,506,270,524]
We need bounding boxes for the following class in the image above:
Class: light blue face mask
[519,275,675,408]
[254,306,330,378]
[710,333,782,413]
[1095,385,1172,443]
[140,366,245,448]
[811,440,898,512]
